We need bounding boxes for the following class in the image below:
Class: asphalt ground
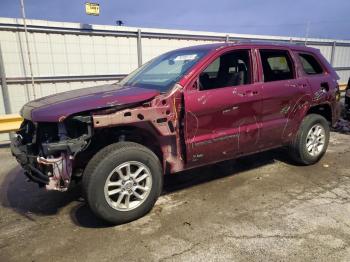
[1,130,350,261]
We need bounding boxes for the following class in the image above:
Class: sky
[0,0,349,40]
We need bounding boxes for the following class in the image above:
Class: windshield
[118,49,208,93]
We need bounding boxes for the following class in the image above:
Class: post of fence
[0,43,11,115]
[0,42,15,140]
[137,29,142,67]
[330,41,336,66]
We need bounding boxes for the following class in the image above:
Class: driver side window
[199,50,251,91]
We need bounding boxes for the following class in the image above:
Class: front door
[184,49,262,166]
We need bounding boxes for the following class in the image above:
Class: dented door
[258,49,308,148]
[184,83,262,166]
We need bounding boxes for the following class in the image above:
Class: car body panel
[254,47,312,148]
[21,84,160,122]
[183,47,263,166]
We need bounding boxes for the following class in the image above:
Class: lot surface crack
[159,242,200,261]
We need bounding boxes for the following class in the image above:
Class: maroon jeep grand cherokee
[11,42,341,224]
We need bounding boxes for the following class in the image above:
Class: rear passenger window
[260,50,294,82]
[299,53,323,75]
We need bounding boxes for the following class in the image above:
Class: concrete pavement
[1,132,350,261]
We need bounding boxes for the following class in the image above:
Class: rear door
[258,49,308,148]
[183,48,262,166]
[297,52,335,104]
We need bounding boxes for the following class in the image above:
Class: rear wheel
[83,142,163,224]
[289,114,330,165]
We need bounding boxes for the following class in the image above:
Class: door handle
[222,106,239,114]
[288,83,307,88]
[244,90,259,96]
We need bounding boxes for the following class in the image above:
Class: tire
[289,114,330,165]
[83,142,163,224]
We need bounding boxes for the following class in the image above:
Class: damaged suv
[11,42,341,224]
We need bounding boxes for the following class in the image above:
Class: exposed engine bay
[11,116,92,191]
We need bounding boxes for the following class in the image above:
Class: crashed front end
[11,116,92,191]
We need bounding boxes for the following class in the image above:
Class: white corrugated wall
[0,17,349,118]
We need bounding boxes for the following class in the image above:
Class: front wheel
[288,114,330,165]
[83,142,163,224]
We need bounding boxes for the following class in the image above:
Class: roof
[177,41,317,53]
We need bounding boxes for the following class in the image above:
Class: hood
[21,84,160,122]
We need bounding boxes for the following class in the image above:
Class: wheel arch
[306,103,332,124]
[96,124,164,164]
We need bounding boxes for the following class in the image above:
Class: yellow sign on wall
[85,2,100,16]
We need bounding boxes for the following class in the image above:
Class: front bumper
[10,136,50,185]
[11,116,92,191]
[11,135,73,191]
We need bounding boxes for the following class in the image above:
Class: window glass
[199,50,251,90]
[299,53,324,75]
[267,56,290,71]
[260,50,294,82]
[202,57,220,79]
[119,49,208,93]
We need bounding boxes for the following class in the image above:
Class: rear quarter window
[298,53,324,75]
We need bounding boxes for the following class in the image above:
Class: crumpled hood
[21,84,160,122]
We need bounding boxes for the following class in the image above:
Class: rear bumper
[345,95,350,112]
[332,101,342,126]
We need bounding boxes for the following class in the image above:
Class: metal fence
[0,17,350,117]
